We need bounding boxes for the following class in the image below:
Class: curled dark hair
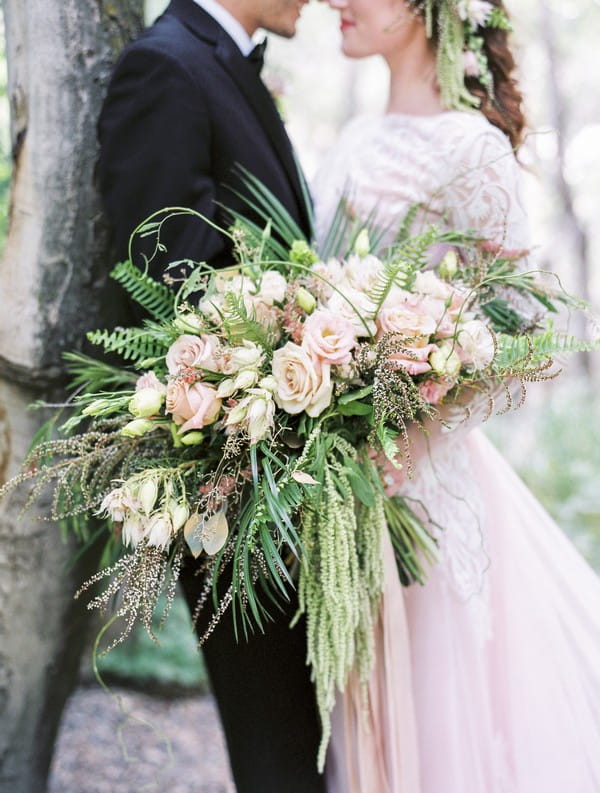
[418,0,526,148]
[463,0,526,149]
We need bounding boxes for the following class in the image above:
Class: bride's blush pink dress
[313,111,600,793]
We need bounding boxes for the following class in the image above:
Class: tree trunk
[538,0,592,376]
[0,2,144,792]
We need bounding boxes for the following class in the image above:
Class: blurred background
[1,0,599,714]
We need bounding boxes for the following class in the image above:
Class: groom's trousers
[179,560,326,793]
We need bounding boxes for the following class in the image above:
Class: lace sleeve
[443,122,529,253]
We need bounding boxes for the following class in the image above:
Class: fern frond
[111,260,175,322]
[219,293,273,348]
[86,325,170,364]
[495,329,597,370]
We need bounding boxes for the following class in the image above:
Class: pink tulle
[327,430,600,793]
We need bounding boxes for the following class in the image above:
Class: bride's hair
[422,0,526,149]
[463,0,526,148]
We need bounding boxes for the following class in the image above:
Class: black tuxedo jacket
[97,0,312,274]
[97,5,325,792]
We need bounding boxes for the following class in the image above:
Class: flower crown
[408,0,512,111]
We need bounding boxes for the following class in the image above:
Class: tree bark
[538,0,592,375]
[0,2,144,792]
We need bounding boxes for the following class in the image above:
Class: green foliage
[87,323,171,364]
[64,352,138,392]
[494,328,597,371]
[218,292,274,348]
[111,260,176,322]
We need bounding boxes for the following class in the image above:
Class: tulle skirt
[326,430,600,793]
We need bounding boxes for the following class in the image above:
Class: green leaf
[338,385,373,405]
[343,458,376,508]
[111,260,175,322]
[337,401,372,417]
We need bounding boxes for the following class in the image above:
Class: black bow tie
[247,39,267,75]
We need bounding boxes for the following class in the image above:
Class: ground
[49,686,235,793]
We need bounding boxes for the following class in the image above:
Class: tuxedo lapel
[165,0,311,235]
[214,34,310,227]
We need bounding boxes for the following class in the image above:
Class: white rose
[272,342,333,417]
[342,254,384,293]
[457,320,495,370]
[256,270,287,306]
[326,288,377,338]
[413,270,454,301]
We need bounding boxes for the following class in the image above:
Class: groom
[97,2,324,792]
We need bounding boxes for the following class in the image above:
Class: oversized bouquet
[2,183,592,765]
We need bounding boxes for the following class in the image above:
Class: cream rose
[302,310,357,366]
[166,334,221,375]
[166,380,222,432]
[377,304,437,339]
[272,342,333,417]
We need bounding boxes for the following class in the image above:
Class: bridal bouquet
[1,185,592,765]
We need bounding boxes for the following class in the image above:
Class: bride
[312,1,600,792]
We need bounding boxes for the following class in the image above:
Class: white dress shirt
[191,0,255,56]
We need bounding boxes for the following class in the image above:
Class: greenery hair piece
[409,0,512,111]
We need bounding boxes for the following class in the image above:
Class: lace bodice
[313,111,530,601]
[313,111,528,253]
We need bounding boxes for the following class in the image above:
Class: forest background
[0,0,598,786]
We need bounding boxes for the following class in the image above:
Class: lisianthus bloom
[419,378,453,406]
[457,319,495,369]
[341,253,384,293]
[302,310,357,366]
[430,343,462,379]
[271,342,333,417]
[389,342,437,376]
[166,380,222,432]
[135,371,167,394]
[128,387,164,418]
[225,388,276,444]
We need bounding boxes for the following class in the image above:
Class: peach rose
[271,342,333,417]
[166,380,222,432]
[302,310,357,366]
[166,334,220,375]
